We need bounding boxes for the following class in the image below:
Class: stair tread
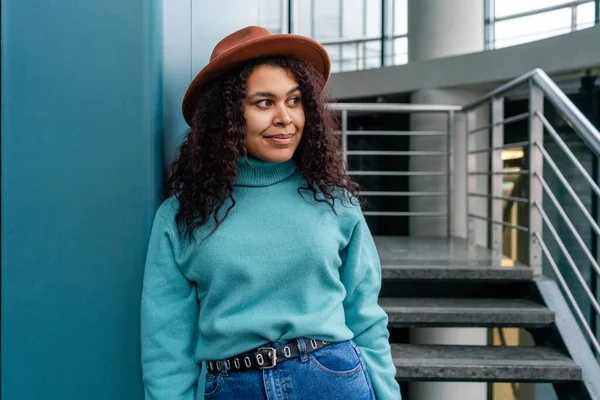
[391,344,581,382]
[375,236,532,280]
[380,297,554,327]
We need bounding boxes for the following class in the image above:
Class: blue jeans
[203,338,377,399]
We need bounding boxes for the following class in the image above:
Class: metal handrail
[329,103,461,113]
[536,173,600,278]
[535,202,600,317]
[536,111,600,198]
[331,68,600,392]
[463,67,600,381]
[535,142,600,236]
[493,0,592,23]
[535,232,600,355]
[333,102,455,237]
[463,69,600,155]
[319,33,407,46]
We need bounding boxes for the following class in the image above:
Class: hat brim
[182,34,331,126]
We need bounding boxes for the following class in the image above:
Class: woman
[141,26,401,400]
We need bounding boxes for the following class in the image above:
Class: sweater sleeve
[141,212,200,400]
[340,210,401,400]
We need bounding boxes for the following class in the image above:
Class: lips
[263,133,296,146]
[264,134,294,139]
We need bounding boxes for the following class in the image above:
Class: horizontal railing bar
[342,130,448,136]
[329,103,462,113]
[360,191,448,196]
[494,0,591,23]
[467,213,529,232]
[534,232,600,356]
[536,174,600,278]
[364,211,447,217]
[535,142,600,236]
[347,150,448,156]
[468,170,529,176]
[534,203,600,317]
[468,113,530,134]
[468,192,529,203]
[348,171,449,176]
[468,140,530,155]
[501,112,531,125]
[319,33,407,46]
[536,111,600,199]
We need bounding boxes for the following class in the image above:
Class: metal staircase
[333,69,600,399]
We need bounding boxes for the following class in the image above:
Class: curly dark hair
[166,56,362,240]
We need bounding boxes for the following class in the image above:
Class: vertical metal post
[391,0,396,65]
[362,0,367,69]
[279,0,286,33]
[447,111,455,238]
[287,0,293,33]
[529,83,544,276]
[490,97,504,254]
[571,5,578,32]
[342,110,349,169]
[310,0,315,38]
[339,0,344,71]
[380,0,386,67]
[595,0,600,24]
[484,0,496,50]
[466,110,477,248]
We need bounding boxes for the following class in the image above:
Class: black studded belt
[205,338,330,373]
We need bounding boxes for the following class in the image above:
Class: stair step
[380,298,554,327]
[375,236,532,281]
[392,344,581,382]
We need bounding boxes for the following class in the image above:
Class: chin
[254,149,296,163]
[259,151,294,163]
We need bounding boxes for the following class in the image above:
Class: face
[243,65,305,163]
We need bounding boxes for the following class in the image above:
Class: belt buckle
[258,347,277,369]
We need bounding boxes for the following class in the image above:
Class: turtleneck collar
[234,156,297,187]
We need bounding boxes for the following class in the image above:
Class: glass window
[342,0,364,38]
[314,1,342,39]
[364,0,382,37]
[495,0,578,19]
[490,0,596,48]
[393,0,408,35]
[292,0,407,71]
[494,8,573,48]
[577,2,596,30]
[393,36,408,65]
[259,0,286,34]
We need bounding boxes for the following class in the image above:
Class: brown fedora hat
[181,26,331,126]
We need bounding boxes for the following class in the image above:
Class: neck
[234,156,297,187]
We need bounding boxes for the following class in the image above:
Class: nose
[273,105,292,126]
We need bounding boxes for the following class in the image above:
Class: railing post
[466,110,477,248]
[341,109,348,169]
[447,111,454,238]
[529,83,544,275]
[491,97,504,254]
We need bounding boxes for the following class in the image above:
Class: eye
[256,99,271,108]
[287,97,301,106]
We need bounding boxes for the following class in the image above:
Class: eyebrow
[248,86,301,99]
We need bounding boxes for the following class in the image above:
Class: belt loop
[220,358,229,376]
[296,337,309,362]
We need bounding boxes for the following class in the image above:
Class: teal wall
[1,0,163,398]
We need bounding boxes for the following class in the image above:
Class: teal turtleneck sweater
[141,157,401,400]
